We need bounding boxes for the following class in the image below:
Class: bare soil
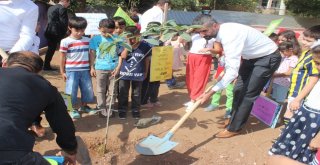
[34,54,282,165]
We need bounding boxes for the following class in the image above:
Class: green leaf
[121,42,132,52]
[165,20,177,27]
[161,32,178,42]
[143,38,160,46]
[179,32,192,42]
[109,45,117,57]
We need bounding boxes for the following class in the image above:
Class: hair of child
[269,32,279,41]
[99,18,115,29]
[312,45,320,56]
[278,41,294,52]
[130,15,139,23]
[125,26,139,36]
[303,25,320,40]
[68,16,87,30]
[113,16,126,26]
[278,30,297,41]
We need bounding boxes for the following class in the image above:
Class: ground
[34,54,282,165]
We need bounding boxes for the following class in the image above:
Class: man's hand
[197,90,215,104]
[289,99,301,111]
[1,57,7,67]
[64,152,77,165]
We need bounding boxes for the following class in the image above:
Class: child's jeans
[65,70,95,106]
[96,70,117,111]
[118,80,142,113]
[210,83,234,111]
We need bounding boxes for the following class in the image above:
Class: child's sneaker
[119,112,127,119]
[141,102,154,108]
[79,106,97,115]
[70,110,81,119]
[153,101,162,107]
[204,104,218,112]
[224,110,232,119]
[98,109,114,118]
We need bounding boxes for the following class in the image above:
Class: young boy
[283,25,320,124]
[59,16,96,119]
[113,16,126,36]
[89,18,121,118]
[118,26,151,119]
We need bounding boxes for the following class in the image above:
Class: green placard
[113,7,136,26]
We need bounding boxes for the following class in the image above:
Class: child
[271,41,298,104]
[89,18,121,118]
[204,56,234,119]
[113,16,126,36]
[131,15,141,32]
[269,44,320,164]
[59,16,96,119]
[165,34,186,90]
[282,25,320,124]
[140,22,162,108]
[118,26,151,119]
[184,25,222,111]
[278,30,301,57]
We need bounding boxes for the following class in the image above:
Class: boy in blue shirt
[89,18,122,118]
[118,26,151,119]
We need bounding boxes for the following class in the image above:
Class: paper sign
[251,96,282,128]
[60,92,73,111]
[75,13,108,35]
[263,18,284,36]
[150,46,173,82]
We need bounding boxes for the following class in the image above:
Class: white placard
[75,13,108,35]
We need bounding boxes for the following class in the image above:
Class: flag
[113,7,136,26]
[263,18,284,36]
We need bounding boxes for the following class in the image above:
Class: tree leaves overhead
[286,0,320,17]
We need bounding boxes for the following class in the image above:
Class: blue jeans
[65,70,95,106]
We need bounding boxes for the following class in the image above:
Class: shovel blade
[135,134,178,155]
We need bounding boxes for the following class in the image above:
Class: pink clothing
[170,39,184,70]
[273,55,298,87]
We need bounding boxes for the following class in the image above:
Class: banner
[251,95,282,128]
[263,18,284,36]
[113,7,136,26]
[150,46,173,82]
[75,13,108,35]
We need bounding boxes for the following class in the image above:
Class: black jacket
[45,4,68,39]
[0,67,77,162]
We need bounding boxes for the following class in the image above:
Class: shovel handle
[168,84,215,134]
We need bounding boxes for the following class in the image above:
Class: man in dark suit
[44,0,70,70]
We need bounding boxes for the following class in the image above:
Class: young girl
[271,41,298,104]
[269,44,320,164]
[165,34,186,89]
[184,22,222,111]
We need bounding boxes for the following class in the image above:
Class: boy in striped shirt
[283,25,320,124]
[59,16,96,119]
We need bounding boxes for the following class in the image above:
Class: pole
[266,0,273,9]
[279,0,286,15]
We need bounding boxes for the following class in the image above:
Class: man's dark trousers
[227,50,281,132]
